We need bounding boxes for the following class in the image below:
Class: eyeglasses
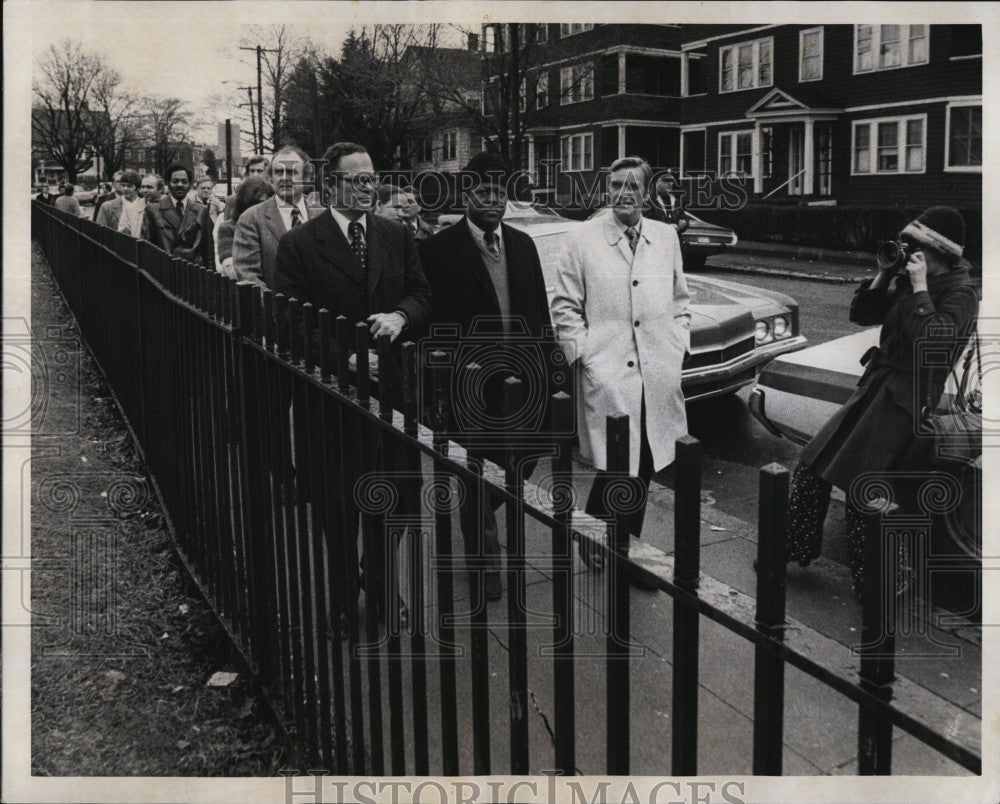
[329,172,379,187]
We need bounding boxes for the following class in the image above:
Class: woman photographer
[782,206,979,597]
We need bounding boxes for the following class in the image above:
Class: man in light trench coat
[551,155,691,570]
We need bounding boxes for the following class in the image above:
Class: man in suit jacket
[275,142,431,621]
[551,156,691,579]
[92,174,122,221]
[96,170,140,231]
[144,163,214,266]
[233,145,318,289]
[398,186,435,240]
[417,152,553,601]
[35,185,55,204]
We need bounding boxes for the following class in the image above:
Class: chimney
[468,32,479,51]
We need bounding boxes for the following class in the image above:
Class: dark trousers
[457,470,502,574]
[585,395,655,539]
[786,462,913,596]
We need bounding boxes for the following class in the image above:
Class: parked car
[500,207,806,402]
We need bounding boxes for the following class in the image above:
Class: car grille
[685,336,755,371]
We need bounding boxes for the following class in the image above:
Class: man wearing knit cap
[783,205,979,597]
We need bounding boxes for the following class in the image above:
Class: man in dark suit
[35,185,55,204]
[144,163,214,266]
[398,186,435,240]
[233,145,319,289]
[417,152,553,601]
[275,142,431,621]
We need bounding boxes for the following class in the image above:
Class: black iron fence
[32,202,980,776]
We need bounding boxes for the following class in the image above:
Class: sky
[26,3,472,146]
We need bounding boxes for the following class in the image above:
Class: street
[658,266,857,534]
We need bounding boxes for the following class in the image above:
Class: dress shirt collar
[329,206,366,242]
[466,216,503,252]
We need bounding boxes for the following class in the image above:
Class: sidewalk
[706,240,982,284]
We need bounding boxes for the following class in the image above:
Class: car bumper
[747,387,811,445]
[682,334,807,401]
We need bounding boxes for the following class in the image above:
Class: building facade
[461,23,981,210]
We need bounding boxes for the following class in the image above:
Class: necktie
[349,220,367,278]
[484,230,500,259]
[290,207,301,228]
[625,226,638,254]
[176,199,184,217]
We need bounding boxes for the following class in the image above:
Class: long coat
[144,196,214,266]
[417,217,553,467]
[232,196,321,289]
[801,267,979,490]
[95,197,123,230]
[551,214,691,476]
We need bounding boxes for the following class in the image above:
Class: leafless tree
[238,24,305,151]
[142,96,191,176]
[32,40,108,183]
[87,71,143,179]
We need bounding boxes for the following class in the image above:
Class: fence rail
[32,201,981,776]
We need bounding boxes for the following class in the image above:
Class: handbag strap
[922,322,978,418]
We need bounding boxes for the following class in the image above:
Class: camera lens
[877,240,905,271]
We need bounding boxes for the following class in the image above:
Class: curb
[705,260,870,285]
[731,241,873,267]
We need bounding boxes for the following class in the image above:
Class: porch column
[752,124,764,195]
[527,135,536,183]
[618,52,627,94]
[680,52,690,97]
[803,118,815,196]
[618,125,626,160]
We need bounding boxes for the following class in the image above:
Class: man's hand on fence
[367,311,407,342]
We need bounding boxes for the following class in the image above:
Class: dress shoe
[484,571,503,602]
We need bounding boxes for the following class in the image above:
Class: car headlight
[755,320,772,343]
[773,316,788,338]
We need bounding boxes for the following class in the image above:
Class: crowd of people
[35,144,977,609]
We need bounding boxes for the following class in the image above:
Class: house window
[560,64,595,105]
[416,136,433,163]
[443,131,458,161]
[561,132,593,172]
[718,131,753,176]
[852,116,925,174]
[536,72,549,109]
[854,25,929,73]
[719,37,773,92]
[520,73,548,111]
[532,24,548,44]
[559,24,594,37]
[817,125,833,195]
[483,25,497,54]
[946,104,982,170]
[124,149,132,160]
[799,27,823,81]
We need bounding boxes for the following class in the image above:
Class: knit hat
[900,206,966,260]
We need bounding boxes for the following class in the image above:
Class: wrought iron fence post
[858,501,897,775]
[605,414,630,775]
[671,434,701,776]
[753,462,789,775]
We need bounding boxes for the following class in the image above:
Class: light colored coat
[95,196,123,229]
[232,196,320,289]
[551,214,691,475]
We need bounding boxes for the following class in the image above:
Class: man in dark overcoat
[417,152,554,602]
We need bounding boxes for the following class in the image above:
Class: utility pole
[225,119,233,194]
[240,44,278,153]
[235,85,257,155]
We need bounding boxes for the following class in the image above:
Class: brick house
[679,24,982,208]
[460,23,980,211]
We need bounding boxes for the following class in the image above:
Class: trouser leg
[457,467,502,573]
[785,462,832,566]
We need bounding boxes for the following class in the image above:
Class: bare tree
[32,40,107,183]
[142,97,191,176]
[238,24,304,151]
[87,70,143,179]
